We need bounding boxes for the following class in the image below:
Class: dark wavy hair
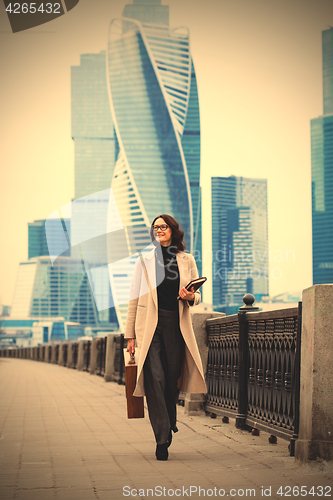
[150,214,186,253]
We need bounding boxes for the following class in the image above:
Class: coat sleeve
[188,254,201,307]
[124,257,143,339]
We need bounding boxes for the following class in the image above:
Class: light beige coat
[124,248,207,397]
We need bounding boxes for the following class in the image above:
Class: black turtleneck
[156,245,180,311]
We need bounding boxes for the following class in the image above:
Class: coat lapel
[176,252,189,289]
[144,249,158,309]
[176,252,189,320]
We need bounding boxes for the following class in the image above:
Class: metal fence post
[118,334,124,385]
[236,294,259,429]
[289,300,302,456]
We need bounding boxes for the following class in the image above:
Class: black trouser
[143,309,185,445]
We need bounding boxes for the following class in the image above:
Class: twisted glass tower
[106,12,201,329]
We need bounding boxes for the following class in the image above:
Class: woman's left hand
[179,286,195,301]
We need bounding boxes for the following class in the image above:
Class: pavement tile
[20,460,52,467]
[52,450,83,457]
[76,458,112,466]
[52,461,84,470]
[54,475,93,489]
[98,489,129,500]
[96,477,132,489]
[54,488,97,500]
[16,476,54,489]
[94,479,129,491]
[90,471,124,481]
[0,487,15,500]
[106,445,142,456]
[88,469,127,478]
[21,454,51,463]
[0,479,17,490]
[15,489,56,500]
[53,466,93,477]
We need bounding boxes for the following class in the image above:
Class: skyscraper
[106,0,202,328]
[212,176,268,309]
[122,0,169,25]
[70,51,118,324]
[11,218,94,324]
[71,51,115,199]
[28,219,70,260]
[11,256,98,325]
[311,27,333,285]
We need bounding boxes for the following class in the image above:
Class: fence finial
[239,293,259,311]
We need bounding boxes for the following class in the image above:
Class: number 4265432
[6,3,61,14]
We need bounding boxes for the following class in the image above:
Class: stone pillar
[44,345,50,363]
[89,337,99,375]
[66,342,74,368]
[58,344,65,366]
[77,340,85,371]
[184,311,225,415]
[295,284,333,462]
[50,345,58,364]
[104,333,121,382]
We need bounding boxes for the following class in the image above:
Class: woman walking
[125,214,206,461]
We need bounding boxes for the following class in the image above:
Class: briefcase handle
[128,353,135,365]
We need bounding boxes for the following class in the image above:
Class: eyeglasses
[152,224,169,232]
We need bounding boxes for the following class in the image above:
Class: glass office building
[28,219,71,260]
[12,218,94,325]
[71,51,115,199]
[122,0,169,25]
[212,176,268,309]
[11,257,98,325]
[71,51,118,324]
[311,28,333,284]
[323,27,333,116]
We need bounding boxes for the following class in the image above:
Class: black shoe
[166,430,172,448]
[156,443,168,461]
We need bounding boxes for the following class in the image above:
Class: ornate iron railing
[206,297,302,456]
[206,315,239,418]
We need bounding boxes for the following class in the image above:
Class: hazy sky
[1,0,333,307]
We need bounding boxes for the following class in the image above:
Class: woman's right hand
[127,338,135,355]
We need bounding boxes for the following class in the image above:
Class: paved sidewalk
[0,358,332,500]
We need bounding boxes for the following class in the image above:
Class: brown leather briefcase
[123,349,144,419]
